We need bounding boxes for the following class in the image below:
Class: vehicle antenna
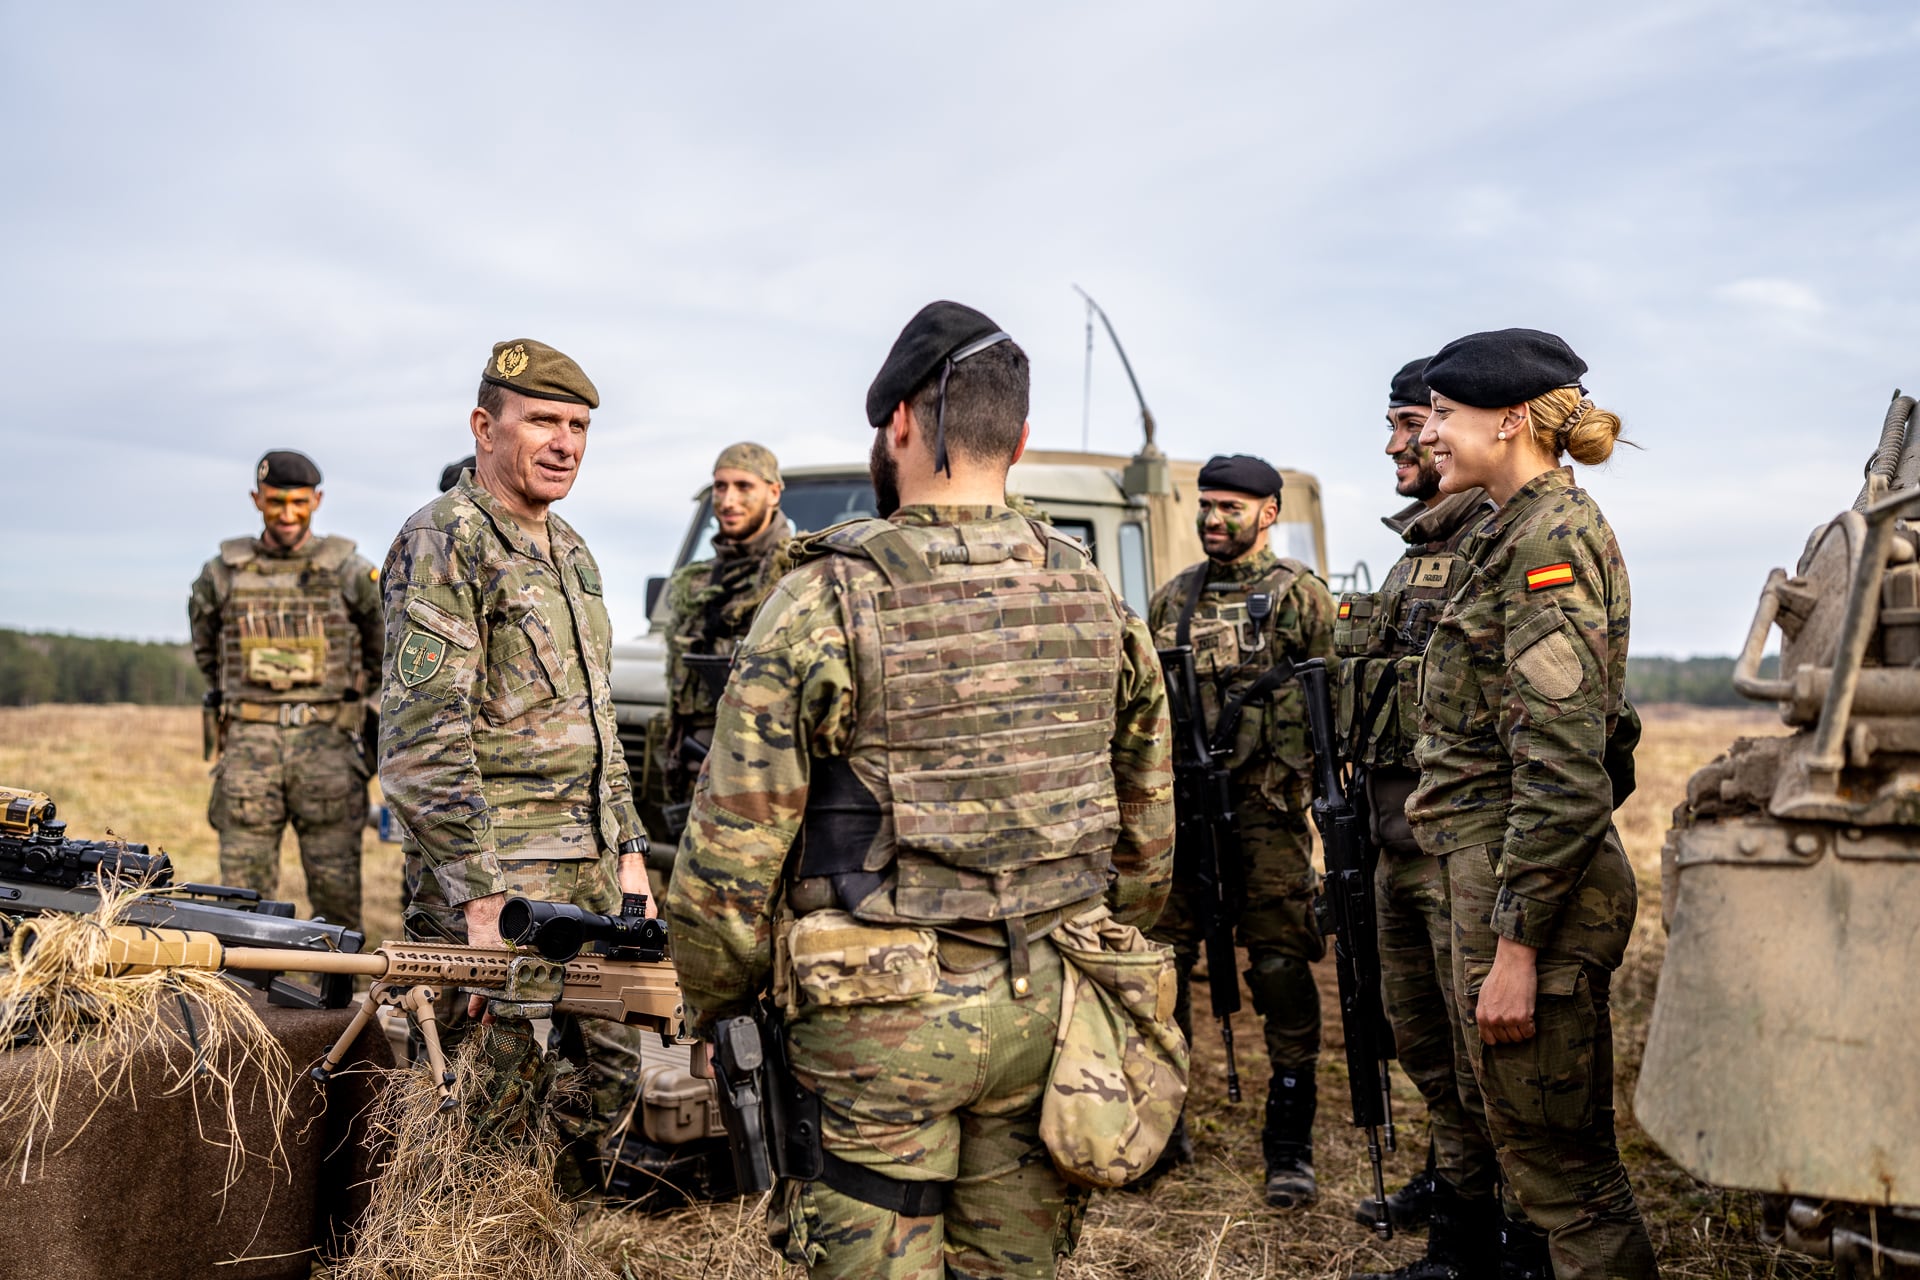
[1072,285,1157,452]
[1080,293,1095,451]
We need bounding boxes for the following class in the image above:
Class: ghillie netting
[327,1023,618,1280]
[0,881,293,1188]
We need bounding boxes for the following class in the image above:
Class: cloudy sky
[6,1,1918,656]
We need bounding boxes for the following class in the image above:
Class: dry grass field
[0,703,1826,1278]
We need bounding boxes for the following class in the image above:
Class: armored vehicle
[1636,393,1920,1277]
[607,442,1340,842]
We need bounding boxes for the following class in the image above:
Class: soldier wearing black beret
[188,449,382,933]
[1143,451,1338,1207]
[1408,330,1653,1278]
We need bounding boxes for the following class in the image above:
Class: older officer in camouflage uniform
[656,442,792,845]
[1408,329,1656,1280]
[667,301,1175,1279]
[1344,361,1500,1279]
[379,339,650,1184]
[1145,453,1335,1207]
[190,449,381,932]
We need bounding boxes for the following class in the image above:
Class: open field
[0,704,1824,1278]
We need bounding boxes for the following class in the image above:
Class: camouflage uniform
[666,505,1175,1279]
[1407,468,1656,1279]
[1146,549,1335,1078]
[657,510,793,827]
[378,471,648,1176]
[1333,488,1497,1203]
[189,533,381,931]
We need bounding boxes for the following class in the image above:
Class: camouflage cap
[712,442,781,485]
[481,338,599,409]
[256,449,321,489]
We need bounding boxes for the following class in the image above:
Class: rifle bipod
[310,981,458,1112]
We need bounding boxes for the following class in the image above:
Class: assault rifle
[1156,640,1247,1103]
[0,786,365,1008]
[70,894,687,1109]
[1291,657,1398,1240]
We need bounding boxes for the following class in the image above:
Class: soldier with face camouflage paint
[1143,452,1337,1208]
[189,449,381,932]
[667,301,1176,1279]
[378,339,652,1189]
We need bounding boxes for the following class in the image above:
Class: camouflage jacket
[1332,488,1489,770]
[378,473,643,906]
[1147,547,1336,804]
[189,534,383,703]
[664,504,1175,1029]
[660,511,792,801]
[1407,468,1632,948]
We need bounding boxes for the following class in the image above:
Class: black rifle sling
[1349,660,1403,765]
[1209,663,1295,758]
[1174,562,1205,649]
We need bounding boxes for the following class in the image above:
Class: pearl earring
[1497,431,1508,440]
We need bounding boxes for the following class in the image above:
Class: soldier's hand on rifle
[1476,937,1539,1045]
[461,891,507,1018]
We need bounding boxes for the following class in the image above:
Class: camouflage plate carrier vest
[789,516,1125,926]
[213,536,364,703]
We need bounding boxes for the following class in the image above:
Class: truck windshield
[679,477,880,568]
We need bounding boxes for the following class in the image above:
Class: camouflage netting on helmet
[327,1020,618,1280]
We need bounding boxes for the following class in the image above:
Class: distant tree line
[0,629,200,706]
[1627,654,1779,708]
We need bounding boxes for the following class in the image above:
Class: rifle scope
[499,892,668,963]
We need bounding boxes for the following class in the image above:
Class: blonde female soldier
[1405,329,1657,1280]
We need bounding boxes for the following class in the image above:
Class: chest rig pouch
[218,537,359,698]
[790,518,1123,926]
[1335,551,1469,769]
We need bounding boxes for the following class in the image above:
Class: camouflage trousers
[1376,847,1497,1200]
[1451,832,1658,1279]
[208,720,367,931]
[1150,786,1325,1073]
[781,934,1080,1279]
[404,851,647,1192]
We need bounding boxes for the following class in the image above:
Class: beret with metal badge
[481,338,600,409]
[866,300,1014,475]
[256,449,322,489]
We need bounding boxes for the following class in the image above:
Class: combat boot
[1262,1071,1317,1208]
[1498,1210,1553,1280]
[1127,1110,1194,1192]
[1355,1154,1437,1231]
[1351,1180,1497,1280]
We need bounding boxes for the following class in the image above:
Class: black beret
[256,449,321,489]
[1197,454,1283,499]
[1422,328,1588,409]
[1388,356,1433,408]
[438,455,475,493]
[866,301,1010,429]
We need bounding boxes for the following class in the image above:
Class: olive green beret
[713,442,781,485]
[481,338,599,409]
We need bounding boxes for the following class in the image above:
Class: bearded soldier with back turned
[655,442,792,848]
[379,339,651,1188]
[667,301,1177,1278]
[1145,452,1336,1206]
[190,449,381,932]
[1342,359,1502,1279]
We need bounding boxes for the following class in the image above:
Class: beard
[1201,518,1262,564]
[869,430,901,519]
[1394,447,1442,501]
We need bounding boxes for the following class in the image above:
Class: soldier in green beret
[189,449,381,932]
[653,442,792,862]
[378,339,651,1188]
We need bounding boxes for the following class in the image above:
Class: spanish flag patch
[1338,601,1353,619]
[1525,562,1575,591]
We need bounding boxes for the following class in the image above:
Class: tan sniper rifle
[96,892,687,1108]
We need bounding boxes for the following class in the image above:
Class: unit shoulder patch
[1524,562,1575,592]
[397,630,449,687]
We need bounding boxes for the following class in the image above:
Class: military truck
[1636,394,1920,1277]
[607,442,1338,834]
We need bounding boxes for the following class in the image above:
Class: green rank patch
[398,630,448,687]
[575,559,603,595]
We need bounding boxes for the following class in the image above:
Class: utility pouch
[787,910,939,1008]
[1039,906,1190,1189]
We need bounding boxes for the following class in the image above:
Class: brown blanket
[0,990,393,1280]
